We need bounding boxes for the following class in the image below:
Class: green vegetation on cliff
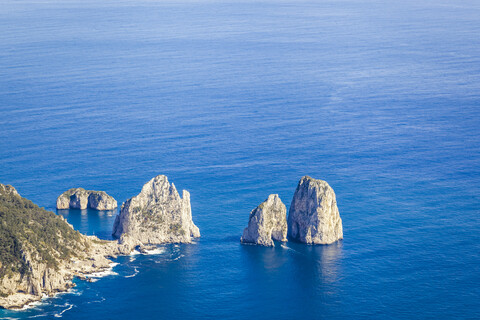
[0,185,86,278]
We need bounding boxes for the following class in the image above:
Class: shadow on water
[288,240,344,285]
[240,240,343,283]
[240,242,290,271]
[288,241,344,316]
[57,208,118,240]
[238,240,344,318]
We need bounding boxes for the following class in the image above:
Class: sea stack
[288,176,343,244]
[112,175,200,246]
[241,194,288,246]
[56,188,117,210]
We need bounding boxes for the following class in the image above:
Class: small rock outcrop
[288,176,343,244]
[56,188,117,210]
[112,175,200,247]
[241,194,288,246]
[87,191,117,210]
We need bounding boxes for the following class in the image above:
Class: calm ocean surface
[1,0,480,318]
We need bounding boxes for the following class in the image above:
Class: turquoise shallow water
[1,0,480,318]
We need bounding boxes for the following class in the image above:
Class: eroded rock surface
[0,184,123,309]
[56,188,117,210]
[112,175,200,248]
[241,194,287,246]
[287,176,343,244]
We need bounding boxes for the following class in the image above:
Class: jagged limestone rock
[0,184,18,196]
[56,192,70,209]
[287,176,343,244]
[241,194,288,246]
[88,191,117,211]
[56,188,117,210]
[0,183,123,310]
[68,188,90,209]
[112,175,200,245]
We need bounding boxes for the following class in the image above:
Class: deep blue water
[1,0,480,318]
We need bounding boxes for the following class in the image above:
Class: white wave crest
[169,254,184,261]
[125,267,139,278]
[87,262,119,280]
[142,247,165,255]
[129,250,141,256]
[53,303,73,318]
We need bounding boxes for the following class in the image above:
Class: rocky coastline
[1,174,342,310]
[0,184,131,310]
[0,238,123,310]
[0,175,201,310]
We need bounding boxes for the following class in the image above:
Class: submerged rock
[56,188,117,210]
[287,176,343,244]
[241,194,288,246]
[112,175,200,245]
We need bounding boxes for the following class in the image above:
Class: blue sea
[1,0,480,318]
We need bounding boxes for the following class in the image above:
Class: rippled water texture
[1,0,479,318]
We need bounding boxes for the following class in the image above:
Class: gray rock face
[0,236,122,310]
[88,191,117,211]
[112,175,200,245]
[288,176,343,244]
[0,184,19,196]
[56,188,117,210]
[68,188,89,209]
[241,194,288,246]
[56,193,70,209]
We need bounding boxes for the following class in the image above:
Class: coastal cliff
[241,194,287,246]
[287,176,343,244]
[56,188,117,210]
[0,184,122,310]
[112,175,200,249]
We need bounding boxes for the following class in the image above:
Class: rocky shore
[0,175,201,310]
[0,237,123,310]
[0,184,129,309]
[1,174,343,309]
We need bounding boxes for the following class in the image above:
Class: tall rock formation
[288,176,343,244]
[112,175,200,247]
[241,194,287,246]
[56,188,117,210]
